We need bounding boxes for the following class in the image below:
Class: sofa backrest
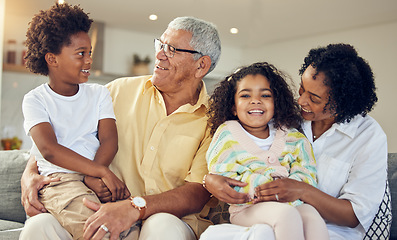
[0,150,29,223]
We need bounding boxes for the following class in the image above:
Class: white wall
[242,21,397,152]
[1,72,47,149]
[101,26,244,86]
[102,27,156,76]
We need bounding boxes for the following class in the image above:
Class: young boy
[21,3,130,239]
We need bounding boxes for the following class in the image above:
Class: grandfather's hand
[205,174,250,204]
[83,198,138,240]
[253,178,306,203]
[20,169,60,216]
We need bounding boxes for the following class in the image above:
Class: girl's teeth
[249,110,264,114]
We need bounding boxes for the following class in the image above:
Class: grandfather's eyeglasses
[154,38,203,58]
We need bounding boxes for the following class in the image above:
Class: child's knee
[296,204,322,222]
[275,204,302,224]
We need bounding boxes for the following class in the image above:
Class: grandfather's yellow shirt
[106,75,212,236]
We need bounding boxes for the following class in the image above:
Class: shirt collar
[303,115,362,140]
[142,76,209,112]
[142,76,154,94]
[333,115,362,139]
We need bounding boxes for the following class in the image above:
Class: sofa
[0,150,396,239]
[0,150,29,240]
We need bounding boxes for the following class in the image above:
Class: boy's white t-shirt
[22,83,115,176]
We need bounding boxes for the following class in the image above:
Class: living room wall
[1,9,396,152]
[0,12,243,150]
[241,21,397,152]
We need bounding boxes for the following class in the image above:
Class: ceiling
[5,0,397,48]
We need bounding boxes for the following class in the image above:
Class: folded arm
[30,122,126,201]
[84,118,130,202]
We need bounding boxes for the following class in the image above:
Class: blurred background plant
[1,136,22,150]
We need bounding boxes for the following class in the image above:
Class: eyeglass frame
[154,38,203,58]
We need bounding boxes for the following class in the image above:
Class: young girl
[205,62,328,240]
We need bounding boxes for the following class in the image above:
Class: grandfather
[20,16,221,240]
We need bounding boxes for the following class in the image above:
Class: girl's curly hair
[25,3,93,76]
[207,62,302,136]
[299,43,377,123]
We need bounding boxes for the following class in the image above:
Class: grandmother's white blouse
[302,114,387,240]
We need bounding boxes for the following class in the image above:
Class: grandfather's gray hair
[168,16,221,74]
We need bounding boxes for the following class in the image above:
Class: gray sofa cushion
[0,219,24,240]
[0,150,29,223]
[388,153,397,239]
[0,219,24,231]
[363,180,392,239]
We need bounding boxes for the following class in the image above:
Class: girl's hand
[100,169,130,201]
[253,178,306,203]
[205,174,250,204]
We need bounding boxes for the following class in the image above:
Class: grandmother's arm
[254,178,359,227]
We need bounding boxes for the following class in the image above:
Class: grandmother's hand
[204,174,250,204]
[253,178,306,203]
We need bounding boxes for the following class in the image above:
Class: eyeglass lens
[154,39,174,58]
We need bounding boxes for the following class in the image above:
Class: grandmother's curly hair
[24,3,93,76]
[299,43,377,123]
[207,62,302,136]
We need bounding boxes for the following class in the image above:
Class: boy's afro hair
[25,3,93,76]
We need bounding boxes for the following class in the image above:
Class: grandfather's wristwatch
[130,196,147,220]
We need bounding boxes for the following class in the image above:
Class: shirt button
[268,157,275,163]
[150,146,155,151]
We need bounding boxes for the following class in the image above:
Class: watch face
[133,197,146,207]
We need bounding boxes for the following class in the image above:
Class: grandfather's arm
[83,182,211,240]
[143,182,211,219]
[20,155,60,216]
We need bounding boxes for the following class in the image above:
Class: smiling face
[48,31,92,95]
[151,28,199,94]
[234,74,274,138]
[298,65,334,122]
